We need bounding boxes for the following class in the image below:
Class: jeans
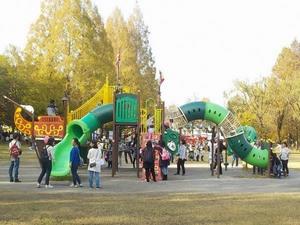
[176,158,185,175]
[9,158,20,180]
[37,160,52,185]
[281,160,289,175]
[88,171,101,188]
[161,166,168,175]
[71,164,81,185]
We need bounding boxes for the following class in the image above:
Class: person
[69,138,82,187]
[8,133,22,182]
[47,99,58,116]
[159,142,170,180]
[175,139,187,176]
[142,140,156,182]
[146,114,154,139]
[194,147,200,162]
[279,142,290,176]
[37,137,55,188]
[231,152,239,167]
[87,141,102,189]
[213,140,226,175]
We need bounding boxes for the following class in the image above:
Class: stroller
[272,154,283,178]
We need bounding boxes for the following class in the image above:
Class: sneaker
[74,185,79,188]
[37,183,41,188]
[10,178,13,182]
[45,185,53,188]
[70,184,75,187]
[79,184,83,187]
[14,179,21,183]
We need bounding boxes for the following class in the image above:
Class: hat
[43,136,49,144]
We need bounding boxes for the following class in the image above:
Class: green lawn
[0,191,300,225]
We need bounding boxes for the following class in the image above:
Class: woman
[159,142,170,180]
[69,138,82,187]
[37,137,55,188]
[175,140,187,176]
[279,142,290,176]
[142,140,156,182]
[87,141,102,188]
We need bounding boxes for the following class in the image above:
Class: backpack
[10,142,20,158]
[143,148,154,163]
[40,146,49,161]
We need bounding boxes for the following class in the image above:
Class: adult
[87,141,102,189]
[8,133,22,182]
[175,139,187,176]
[142,140,156,182]
[69,138,82,187]
[279,142,290,176]
[213,140,225,175]
[37,137,55,188]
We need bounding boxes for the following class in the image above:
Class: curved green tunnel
[179,101,269,168]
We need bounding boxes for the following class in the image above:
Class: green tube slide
[51,104,113,177]
[179,101,269,168]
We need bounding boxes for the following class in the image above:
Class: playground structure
[11,78,269,177]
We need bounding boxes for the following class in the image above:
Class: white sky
[1,0,300,107]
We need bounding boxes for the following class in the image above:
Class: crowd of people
[6,131,292,188]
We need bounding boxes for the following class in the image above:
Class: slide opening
[69,124,84,139]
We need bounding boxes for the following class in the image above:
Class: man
[9,133,22,182]
[175,139,187,176]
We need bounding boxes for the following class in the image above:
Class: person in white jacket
[87,141,102,188]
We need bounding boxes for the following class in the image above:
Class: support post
[112,92,117,177]
[211,126,215,176]
[216,126,221,178]
[62,95,69,136]
[136,90,141,178]
[224,141,228,171]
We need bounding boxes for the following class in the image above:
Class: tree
[106,8,139,90]
[24,0,114,112]
[127,4,158,103]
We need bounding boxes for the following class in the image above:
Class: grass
[1,142,300,225]
[0,191,300,225]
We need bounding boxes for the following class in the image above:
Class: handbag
[100,158,105,166]
[89,149,99,168]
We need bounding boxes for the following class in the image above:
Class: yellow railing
[140,108,147,133]
[68,77,132,121]
[154,108,163,133]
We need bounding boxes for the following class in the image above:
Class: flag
[159,71,165,85]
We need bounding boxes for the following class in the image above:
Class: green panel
[179,102,206,122]
[227,133,253,159]
[243,147,269,168]
[51,104,113,177]
[116,94,138,123]
[237,126,257,143]
[162,128,179,155]
[204,102,229,125]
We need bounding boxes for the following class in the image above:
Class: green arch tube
[179,101,269,168]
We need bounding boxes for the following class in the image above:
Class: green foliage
[226,40,300,144]
[0,0,159,127]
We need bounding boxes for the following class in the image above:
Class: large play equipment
[168,101,269,168]
[14,107,65,138]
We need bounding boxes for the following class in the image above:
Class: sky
[1,0,300,107]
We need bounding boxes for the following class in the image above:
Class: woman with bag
[37,136,55,188]
[87,141,102,189]
[69,138,82,187]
